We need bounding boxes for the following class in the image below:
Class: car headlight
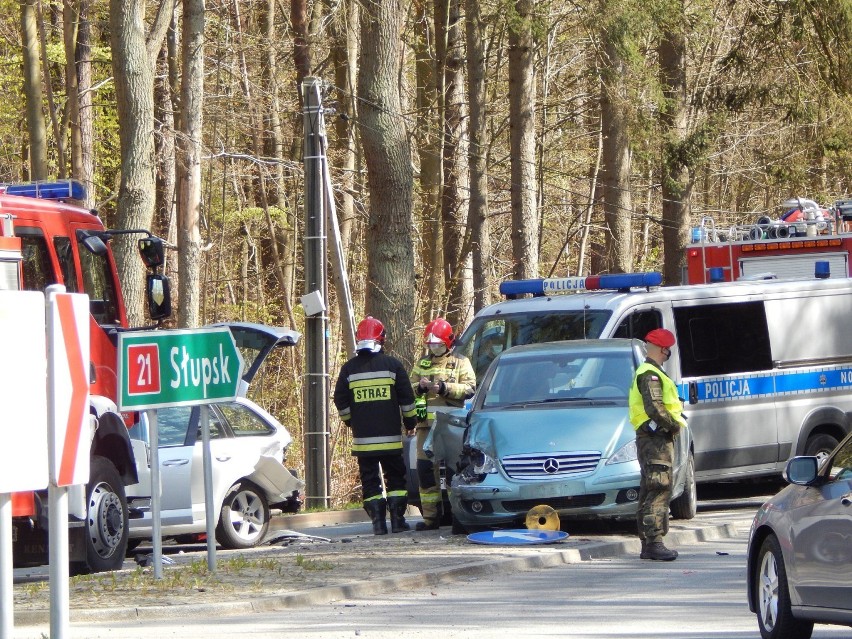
[472,449,498,475]
[607,440,637,465]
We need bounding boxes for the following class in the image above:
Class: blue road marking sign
[467,529,569,545]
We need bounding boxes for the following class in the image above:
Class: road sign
[467,529,569,545]
[0,291,47,493]
[117,327,244,410]
[47,289,90,487]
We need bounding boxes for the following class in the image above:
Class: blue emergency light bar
[499,272,663,297]
[4,180,86,201]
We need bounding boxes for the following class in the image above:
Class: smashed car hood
[434,404,634,464]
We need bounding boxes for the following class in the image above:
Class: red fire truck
[1,180,170,573]
[685,198,852,284]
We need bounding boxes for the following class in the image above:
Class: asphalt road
[12,482,852,639]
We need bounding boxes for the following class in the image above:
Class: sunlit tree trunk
[21,0,47,179]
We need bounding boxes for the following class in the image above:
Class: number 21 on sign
[127,343,161,395]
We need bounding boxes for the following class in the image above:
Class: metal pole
[302,76,330,509]
[48,484,69,639]
[0,493,13,638]
[147,409,163,579]
[201,405,217,572]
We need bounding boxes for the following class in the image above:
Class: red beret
[645,328,676,348]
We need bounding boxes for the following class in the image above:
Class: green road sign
[118,327,244,410]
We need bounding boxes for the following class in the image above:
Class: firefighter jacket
[409,349,476,424]
[628,359,687,435]
[334,350,418,457]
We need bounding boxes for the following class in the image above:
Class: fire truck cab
[1,180,170,573]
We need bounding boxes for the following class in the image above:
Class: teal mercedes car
[426,339,696,533]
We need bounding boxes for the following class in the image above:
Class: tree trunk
[64,0,95,207]
[176,0,204,328]
[659,5,692,285]
[599,36,633,273]
[358,0,417,366]
[414,0,442,323]
[436,0,470,327]
[110,0,157,324]
[21,0,47,180]
[465,0,490,312]
[508,0,538,280]
[331,0,358,254]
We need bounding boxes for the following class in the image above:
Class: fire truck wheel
[83,456,129,573]
[215,481,270,549]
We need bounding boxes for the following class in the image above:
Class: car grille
[501,451,601,479]
[503,494,607,511]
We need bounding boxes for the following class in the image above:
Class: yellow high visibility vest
[628,362,687,431]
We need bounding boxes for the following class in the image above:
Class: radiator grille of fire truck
[501,451,601,479]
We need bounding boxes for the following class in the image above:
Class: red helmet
[645,328,675,348]
[424,317,454,349]
[356,316,385,352]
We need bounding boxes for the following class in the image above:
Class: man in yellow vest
[628,328,687,561]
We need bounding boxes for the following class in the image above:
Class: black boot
[644,541,678,561]
[363,499,388,535]
[387,496,411,533]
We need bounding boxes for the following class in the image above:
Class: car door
[789,435,852,610]
[156,406,202,526]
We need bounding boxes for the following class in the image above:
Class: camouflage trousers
[635,432,674,543]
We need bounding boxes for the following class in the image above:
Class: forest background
[1,0,850,505]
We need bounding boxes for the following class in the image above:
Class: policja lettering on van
[705,378,751,399]
[169,343,232,398]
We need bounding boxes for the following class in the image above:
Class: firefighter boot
[640,539,648,559]
[644,541,678,561]
[363,498,388,535]
[387,496,411,533]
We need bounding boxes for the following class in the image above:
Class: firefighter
[628,328,687,561]
[334,316,418,535]
[409,317,476,530]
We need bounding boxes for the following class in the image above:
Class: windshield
[457,310,612,380]
[481,350,635,408]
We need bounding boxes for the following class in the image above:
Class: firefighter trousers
[416,424,442,524]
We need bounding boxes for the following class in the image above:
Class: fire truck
[685,198,852,284]
[1,180,170,573]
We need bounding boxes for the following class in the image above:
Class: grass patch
[295,554,334,571]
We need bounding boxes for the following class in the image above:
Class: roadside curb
[14,522,736,626]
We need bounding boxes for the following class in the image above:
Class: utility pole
[301,77,330,509]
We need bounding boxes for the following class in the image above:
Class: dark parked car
[747,430,852,639]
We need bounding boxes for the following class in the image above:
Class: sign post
[118,327,243,576]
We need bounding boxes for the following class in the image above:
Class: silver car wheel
[758,546,779,632]
[216,481,270,549]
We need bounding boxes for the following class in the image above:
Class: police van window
[53,237,79,292]
[79,237,119,325]
[16,228,57,291]
[674,301,771,377]
[613,310,662,340]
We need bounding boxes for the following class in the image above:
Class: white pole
[48,484,69,639]
[148,409,163,579]
[0,493,13,639]
[200,406,216,573]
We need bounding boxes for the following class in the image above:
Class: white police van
[455,272,852,483]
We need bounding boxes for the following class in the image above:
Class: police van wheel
[670,453,697,520]
[803,433,839,463]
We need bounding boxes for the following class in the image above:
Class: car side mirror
[784,456,819,485]
[147,273,172,320]
[138,236,166,269]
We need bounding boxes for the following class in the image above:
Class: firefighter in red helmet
[408,317,476,530]
[334,316,418,535]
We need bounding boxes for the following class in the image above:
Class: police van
[455,271,852,483]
